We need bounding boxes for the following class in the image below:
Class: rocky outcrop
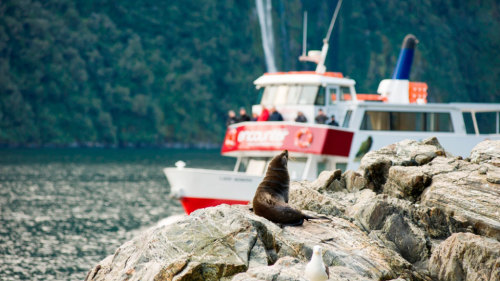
[86,205,421,281]
[86,138,500,281]
[429,233,500,281]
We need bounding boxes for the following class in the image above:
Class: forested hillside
[0,0,498,147]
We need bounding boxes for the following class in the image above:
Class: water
[0,148,234,280]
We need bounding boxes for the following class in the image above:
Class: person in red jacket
[257,107,269,121]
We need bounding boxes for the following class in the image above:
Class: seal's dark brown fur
[252,150,316,226]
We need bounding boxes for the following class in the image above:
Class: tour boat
[164,30,500,214]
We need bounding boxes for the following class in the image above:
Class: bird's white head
[313,245,322,256]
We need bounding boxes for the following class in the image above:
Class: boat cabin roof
[254,71,356,88]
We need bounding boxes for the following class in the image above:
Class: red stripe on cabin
[263,71,343,78]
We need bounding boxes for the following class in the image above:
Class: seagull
[305,245,329,281]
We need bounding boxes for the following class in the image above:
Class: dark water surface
[0,148,234,280]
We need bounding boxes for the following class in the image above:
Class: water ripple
[0,148,234,280]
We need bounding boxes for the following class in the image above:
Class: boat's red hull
[180,197,250,214]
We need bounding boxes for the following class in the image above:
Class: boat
[164,11,500,215]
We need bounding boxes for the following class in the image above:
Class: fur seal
[252,150,318,226]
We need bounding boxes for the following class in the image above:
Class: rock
[343,170,366,192]
[309,170,344,193]
[359,137,447,191]
[86,139,500,281]
[420,158,500,240]
[428,233,500,281]
[87,205,266,281]
[359,138,500,241]
[288,181,346,217]
[379,214,429,264]
[86,204,423,281]
[469,140,500,166]
[383,165,432,202]
[231,257,307,281]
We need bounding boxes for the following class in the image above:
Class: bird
[305,245,329,281]
[355,135,373,159]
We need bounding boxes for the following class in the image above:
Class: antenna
[298,0,343,73]
[301,11,308,57]
[298,11,321,64]
[315,0,343,73]
[324,0,343,43]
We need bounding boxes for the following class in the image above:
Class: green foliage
[0,0,498,146]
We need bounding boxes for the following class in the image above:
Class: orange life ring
[294,128,313,148]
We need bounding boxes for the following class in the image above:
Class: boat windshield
[462,111,500,135]
[360,111,454,132]
[238,157,268,176]
[260,85,321,105]
[237,156,307,180]
[476,112,498,134]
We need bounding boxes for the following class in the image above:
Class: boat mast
[316,0,343,73]
[301,11,308,58]
[299,0,343,74]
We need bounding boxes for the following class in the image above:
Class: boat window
[360,111,454,132]
[476,112,496,134]
[257,88,265,104]
[261,85,322,105]
[342,110,352,128]
[288,157,307,180]
[238,157,268,175]
[317,161,327,177]
[340,86,350,101]
[261,86,277,105]
[428,112,454,132]
[274,85,289,105]
[328,87,338,104]
[462,112,475,134]
[360,111,390,130]
[299,86,319,105]
[314,87,326,105]
[287,85,301,104]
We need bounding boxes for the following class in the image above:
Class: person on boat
[327,115,339,126]
[315,109,328,124]
[251,112,259,121]
[226,110,238,126]
[238,107,251,122]
[257,107,270,121]
[268,106,284,121]
[295,111,307,123]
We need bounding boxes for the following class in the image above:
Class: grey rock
[309,170,345,193]
[86,139,500,281]
[469,140,500,165]
[359,138,500,241]
[343,170,367,192]
[231,257,307,281]
[288,180,346,217]
[380,214,429,263]
[383,165,432,202]
[478,165,488,174]
[428,233,500,281]
[420,159,500,240]
[359,137,447,191]
[86,204,420,281]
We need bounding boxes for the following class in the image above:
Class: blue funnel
[391,34,418,80]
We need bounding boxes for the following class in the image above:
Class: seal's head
[269,150,288,169]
